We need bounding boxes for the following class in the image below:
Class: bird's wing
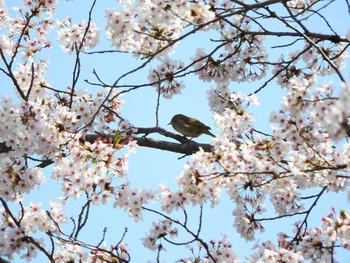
[187,118,210,129]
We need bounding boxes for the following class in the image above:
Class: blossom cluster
[142,219,178,251]
[207,85,259,115]
[53,134,155,218]
[273,41,348,88]
[0,155,45,201]
[0,0,8,27]
[190,16,268,85]
[0,88,108,158]
[52,241,130,263]
[176,235,239,262]
[0,1,56,62]
[13,61,50,98]
[57,18,100,54]
[105,0,215,57]
[299,209,350,261]
[0,94,87,200]
[21,0,58,15]
[0,201,66,261]
[113,181,155,221]
[316,82,350,141]
[247,240,304,263]
[148,58,185,99]
[248,209,350,263]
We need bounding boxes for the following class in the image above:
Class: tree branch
[85,131,213,155]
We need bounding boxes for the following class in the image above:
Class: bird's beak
[167,122,171,125]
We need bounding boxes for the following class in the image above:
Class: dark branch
[85,130,213,155]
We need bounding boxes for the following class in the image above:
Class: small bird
[168,114,215,138]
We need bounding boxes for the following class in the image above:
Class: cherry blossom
[105,0,215,57]
[58,18,100,54]
[142,219,178,251]
[148,58,185,99]
[0,0,8,27]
